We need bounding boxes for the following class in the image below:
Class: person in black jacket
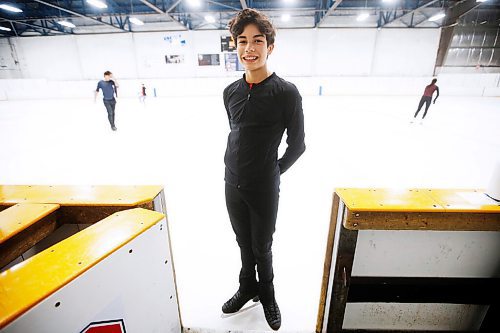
[221,8,306,331]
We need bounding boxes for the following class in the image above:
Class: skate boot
[222,290,259,314]
[263,298,281,330]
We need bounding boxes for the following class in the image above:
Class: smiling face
[236,23,274,73]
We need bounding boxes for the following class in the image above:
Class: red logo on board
[80,319,126,333]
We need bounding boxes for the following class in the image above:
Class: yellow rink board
[336,188,500,213]
[426,189,500,213]
[0,185,163,206]
[0,203,60,244]
[0,208,165,328]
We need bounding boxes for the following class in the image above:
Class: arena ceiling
[0,0,499,37]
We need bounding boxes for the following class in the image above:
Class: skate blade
[221,300,261,318]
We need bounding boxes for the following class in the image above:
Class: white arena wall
[0,74,499,101]
[0,28,499,99]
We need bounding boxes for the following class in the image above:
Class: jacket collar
[241,72,276,88]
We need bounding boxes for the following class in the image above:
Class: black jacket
[223,73,306,191]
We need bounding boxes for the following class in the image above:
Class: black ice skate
[263,299,281,330]
[222,290,260,315]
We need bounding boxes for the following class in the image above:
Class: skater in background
[95,71,119,131]
[139,83,147,105]
[222,8,305,330]
[412,78,439,124]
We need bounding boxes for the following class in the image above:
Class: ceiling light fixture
[0,26,12,31]
[129,17,144,25]
[428,13,445,22]
[187,0,201,7]
[0,4,23,13]
[58,20,76,28]
[87,0,108,9]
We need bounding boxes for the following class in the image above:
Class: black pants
[414,96,432,119]
[225,183,279,305]
[103,98,116,127]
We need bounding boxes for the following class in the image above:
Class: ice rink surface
[1,91,499,332]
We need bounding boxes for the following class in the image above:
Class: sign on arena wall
[80,319,126,333]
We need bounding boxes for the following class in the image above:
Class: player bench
[0,185,166,270]
[317,188,500,332]
[0,185,180,332]
[0,203,60,268]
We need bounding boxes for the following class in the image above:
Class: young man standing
[413,78,439,124]
[222,9,306,331]
[95,71,119,131]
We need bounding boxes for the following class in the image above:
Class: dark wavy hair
[228,8,276,46]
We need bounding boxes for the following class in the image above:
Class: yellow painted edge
[335,188,445,212]
[442,208,500,213]
[0,208,165,328]
[425,189,500,213]
[0,203,60,244]
[0,185,163,206]
[335,188,500,213]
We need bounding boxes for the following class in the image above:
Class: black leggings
[414,96,432,119]
[103,99,116,127]
[225,183,279,304]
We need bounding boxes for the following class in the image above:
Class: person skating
[222,8,306,331]
[412,78,439,124]
[139,83,146,105]
[95,71,119,131]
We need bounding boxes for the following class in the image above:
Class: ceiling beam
[413,0,484,29]
[3,20,68,36]
[240,0,248,9]
[33,0,129,32]
[317,0,343,27]
[167,0,183,13]
[165,0,189,29]
[207,1,241,11]
[138,0,187,29]
[435,0,485,69]
[10,21,19,37]
[139,0,165,14]
[381,0,440,27]
[444,0,484,25]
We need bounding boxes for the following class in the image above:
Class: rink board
[0,185,163,207]
[318,188,500,332]
[0,185,168,270]
[0,208,181,332]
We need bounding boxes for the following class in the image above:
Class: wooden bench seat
[0,203,60,268]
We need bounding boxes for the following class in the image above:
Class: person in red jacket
[412,78,439,123]
[139,83,146,104]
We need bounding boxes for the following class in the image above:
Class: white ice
[1,91,499,332]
